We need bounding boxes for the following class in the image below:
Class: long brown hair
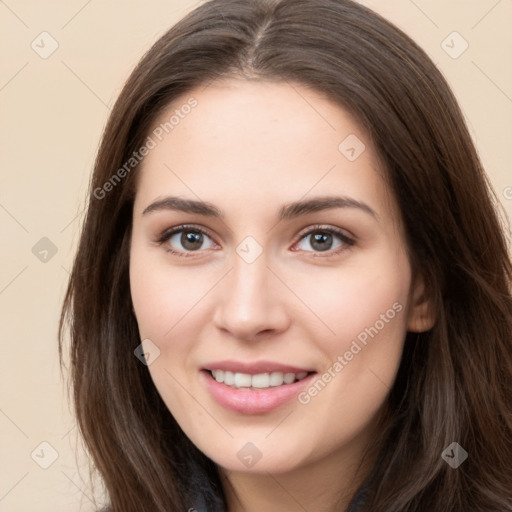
[59,0,512,510]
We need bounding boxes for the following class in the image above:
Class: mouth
[204,368,315,390]
[200,365,318,414]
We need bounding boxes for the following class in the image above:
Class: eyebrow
[142,195,377,220]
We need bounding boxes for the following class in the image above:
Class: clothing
[346,479,369,511]
[193,478,369,511]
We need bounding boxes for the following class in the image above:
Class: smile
[209,369,310,389]
[201,368,317,414]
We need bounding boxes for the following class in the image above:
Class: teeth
[283,372,295,384]
[234,372,252,388]
[224,371,234,386]
[269,372,284,386]
[251,373,270,388]
[211,370,310,389]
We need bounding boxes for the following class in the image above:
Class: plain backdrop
[1,0,511,510]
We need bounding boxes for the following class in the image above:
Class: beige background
[0,0,511,510]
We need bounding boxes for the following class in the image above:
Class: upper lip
[203,360,316,375]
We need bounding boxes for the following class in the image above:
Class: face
[129,79,430,476]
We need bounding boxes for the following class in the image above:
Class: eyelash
[156,223,356,258]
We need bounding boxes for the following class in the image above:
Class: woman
[59,0,512,510]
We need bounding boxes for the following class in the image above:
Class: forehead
[146,78,365,166]
[134,79,394,221]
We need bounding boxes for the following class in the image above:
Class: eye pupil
[311,232,333,251]
[181,231,203,250]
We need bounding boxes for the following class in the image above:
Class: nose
[212,254,290,341]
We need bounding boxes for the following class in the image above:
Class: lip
[202,359,315,375]
[200,369,316,415]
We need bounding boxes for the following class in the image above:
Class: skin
[129,78,435,512]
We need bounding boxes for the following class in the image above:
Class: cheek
[288,249,410,415]
[290,256,410,447]
[281,253,410,359]
[299,281,407,401]
[129,248,208,417]
[129,245,215,340]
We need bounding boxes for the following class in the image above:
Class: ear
[407,273,436,333]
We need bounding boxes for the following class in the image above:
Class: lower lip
[201,370,316,415]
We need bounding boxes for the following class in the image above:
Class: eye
[293,225,355,256]
[157,225,218,257]
[156,223,355,258]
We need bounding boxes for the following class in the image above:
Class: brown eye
[180,231,204,251]
[309,232,334,251]
[294,226,355,256]
[158,225,217,256]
